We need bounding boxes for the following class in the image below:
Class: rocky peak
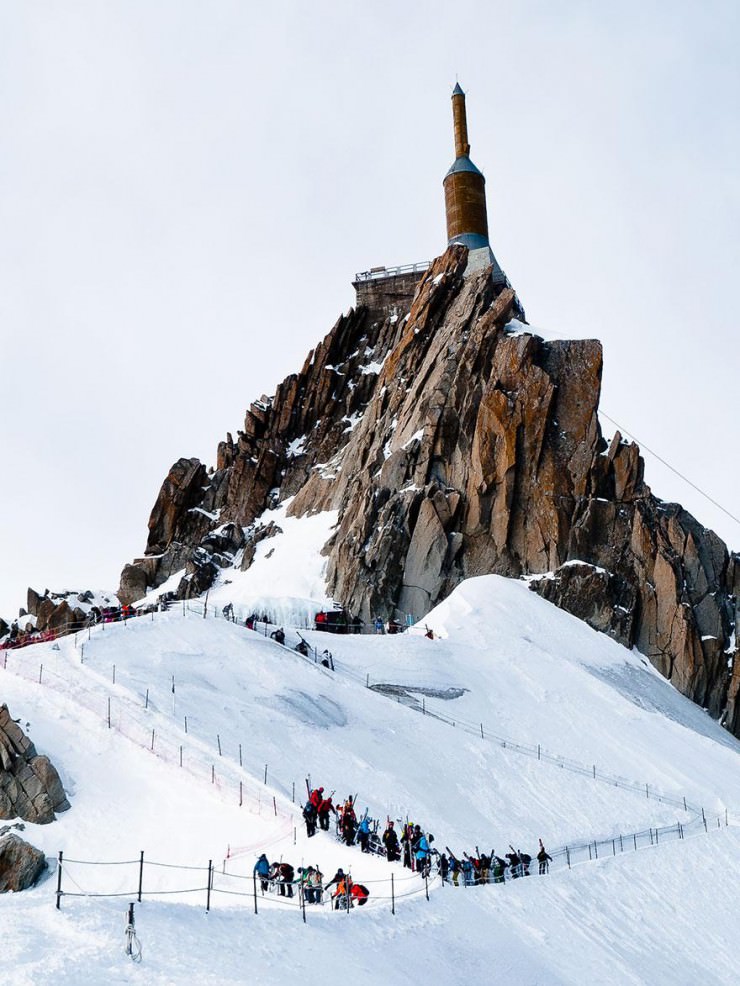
[118,246,738,735]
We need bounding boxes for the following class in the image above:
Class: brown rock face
[0,705,70,824]
[0,834,47,892]
[120,245,738,734]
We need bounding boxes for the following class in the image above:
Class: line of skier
[299,780,554,890]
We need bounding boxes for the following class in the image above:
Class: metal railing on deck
[354,261,430,283]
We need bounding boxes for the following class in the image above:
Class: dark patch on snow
[369,683,467,712]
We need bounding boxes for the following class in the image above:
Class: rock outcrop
[0,705,70,824]
[119,245,738,733]
[0,833,47,892]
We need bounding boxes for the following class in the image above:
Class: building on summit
[354,83,523,319]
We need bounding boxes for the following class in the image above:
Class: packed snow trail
[3,575,740,984]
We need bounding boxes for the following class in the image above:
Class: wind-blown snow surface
[2,575,740,985]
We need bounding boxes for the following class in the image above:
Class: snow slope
[2,574,740,985]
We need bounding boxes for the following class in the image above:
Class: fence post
[39,664,43,684]
[185,716,188,734]
[588,844,592,861]
[425,874,429,901]
[264,765,268,785]
[702,808,707,832]
[593,842,598,860]
[240,781,243,807]
[151,729,155,752]
[253,872,258,914]
[206,860,212,912]
[633,834,637,851]
[145,688,149,710]
[107,697,111,729]
[212,765,215,784]
[138,851,144,902]
[391,872,395,914]
[273,796,277,817]
[217,735,222,757]
[646,784,649,799]
[292,781,295,803]
[113,664,116,685]
[179,745,183,767]
[565,847,570,869]
[239,744,243,767]
[656,828,659,845]
[56,851,63,909]
[300,880,306,924]
[593,765,596,779]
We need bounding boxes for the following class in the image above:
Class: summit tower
[443,83,509,287]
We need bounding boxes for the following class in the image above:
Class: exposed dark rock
[530,563,637,645]
[27,588,42,617]
[0,834,47,892]
[0,705,70,824]
[118,564,148,607]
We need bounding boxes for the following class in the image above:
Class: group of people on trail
[262,626,335,669]
[258,776,557,915]
[252,855,369,910]
[325,868,369,909]
[438,839,552,886]
[2,602,146,651]
[380,821,433,876]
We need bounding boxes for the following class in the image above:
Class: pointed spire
[451,83,470,158]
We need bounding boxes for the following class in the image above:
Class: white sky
[0,1,738,619]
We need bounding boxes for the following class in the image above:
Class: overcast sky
[0,1,737,619]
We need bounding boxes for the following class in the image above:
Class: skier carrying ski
[318,792,337,831]
[438,852,449,884]
[303,799,318,838]
[415,832,431,878]
[382,821,400,862]
[537,839,552,875]
[357,814,371,853]
[309,786,324,810]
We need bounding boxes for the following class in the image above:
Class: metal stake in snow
[124,903,142,963]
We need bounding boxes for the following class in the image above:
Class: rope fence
[53,805,734,923]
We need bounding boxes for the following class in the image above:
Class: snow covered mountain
[110,245,738,736]
[2,565,740,985]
